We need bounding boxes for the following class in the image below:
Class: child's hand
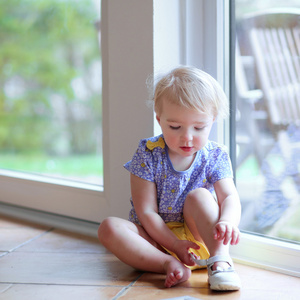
[172,240,200,266]
[213,221,240,245]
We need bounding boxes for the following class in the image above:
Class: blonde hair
[152,66,229,120]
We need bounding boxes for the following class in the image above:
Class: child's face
[156,98,214,159]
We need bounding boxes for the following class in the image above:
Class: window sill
[230,232,300,277]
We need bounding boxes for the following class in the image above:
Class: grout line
[0,284,13,294]
[0,252,9,258]
[112,273,144,300]
[6,228,55,254]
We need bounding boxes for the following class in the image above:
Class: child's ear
[156,115,161,125]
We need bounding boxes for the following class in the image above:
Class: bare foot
[163,258,191,288]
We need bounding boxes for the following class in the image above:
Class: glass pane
[0,0,102,186]
[235,0,300,243]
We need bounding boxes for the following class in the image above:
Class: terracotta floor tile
[119,285,300,300]
[0,227,50,252]
[1,215,300,300]
[0,284,123,300]
[131,263,300,299]
[0,215,53,252]
[235,264,300,292]
[118,286,242,300]
[0,252,141,286]
[15,228,106,254]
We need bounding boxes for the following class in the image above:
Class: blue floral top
[124,134,233,224]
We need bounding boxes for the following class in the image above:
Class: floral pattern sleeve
[124,139,155,182]
[207,145,233,184]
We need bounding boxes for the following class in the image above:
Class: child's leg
[183,188,230,270]
[98,217,191,287]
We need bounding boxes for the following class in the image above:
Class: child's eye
[170,126,180,130]
[195,127,205,131]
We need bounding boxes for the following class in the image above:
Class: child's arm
[130,173,199,265]
[213,178,242,245]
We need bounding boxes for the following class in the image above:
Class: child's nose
[181,130,193,142]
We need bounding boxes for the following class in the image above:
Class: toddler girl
[98,66,241,291]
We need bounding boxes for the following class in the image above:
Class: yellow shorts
[163,222,210,270]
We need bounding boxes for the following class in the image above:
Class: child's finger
[212,227,219,240]
[216,223,227,240]
[230,227,240,245]
[188,241,200,250]
[223,229,232,245]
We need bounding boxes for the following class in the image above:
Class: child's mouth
[180,146,193,152]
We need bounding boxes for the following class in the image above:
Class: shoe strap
[206,255,233,267]
[190,254,234,268]
[189,253,207,266]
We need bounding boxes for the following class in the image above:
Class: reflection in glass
[0,0,102,186]
[235,0,300,243]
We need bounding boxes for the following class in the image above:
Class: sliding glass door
[235,0,300,244]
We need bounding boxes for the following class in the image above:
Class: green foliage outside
[0,0,102,180]
[1,153,103,177]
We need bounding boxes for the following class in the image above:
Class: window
[235,0,300,244]
[233,0,300,275]
[0,0,102,186]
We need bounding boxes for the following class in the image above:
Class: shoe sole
[210,282,241,291]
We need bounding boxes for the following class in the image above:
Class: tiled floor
[0,214,300,300]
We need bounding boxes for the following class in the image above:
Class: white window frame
[0,0,299,277]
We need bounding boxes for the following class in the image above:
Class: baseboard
[0,202,99,238]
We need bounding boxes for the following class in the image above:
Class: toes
[165,273,175,288]
[174,269,183,280]
[165,269,184,288]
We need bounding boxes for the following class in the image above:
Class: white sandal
[190,254,241,291]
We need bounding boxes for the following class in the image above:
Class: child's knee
[184,188,216,213]
[186,188,212,203]
[98,217,117,245]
